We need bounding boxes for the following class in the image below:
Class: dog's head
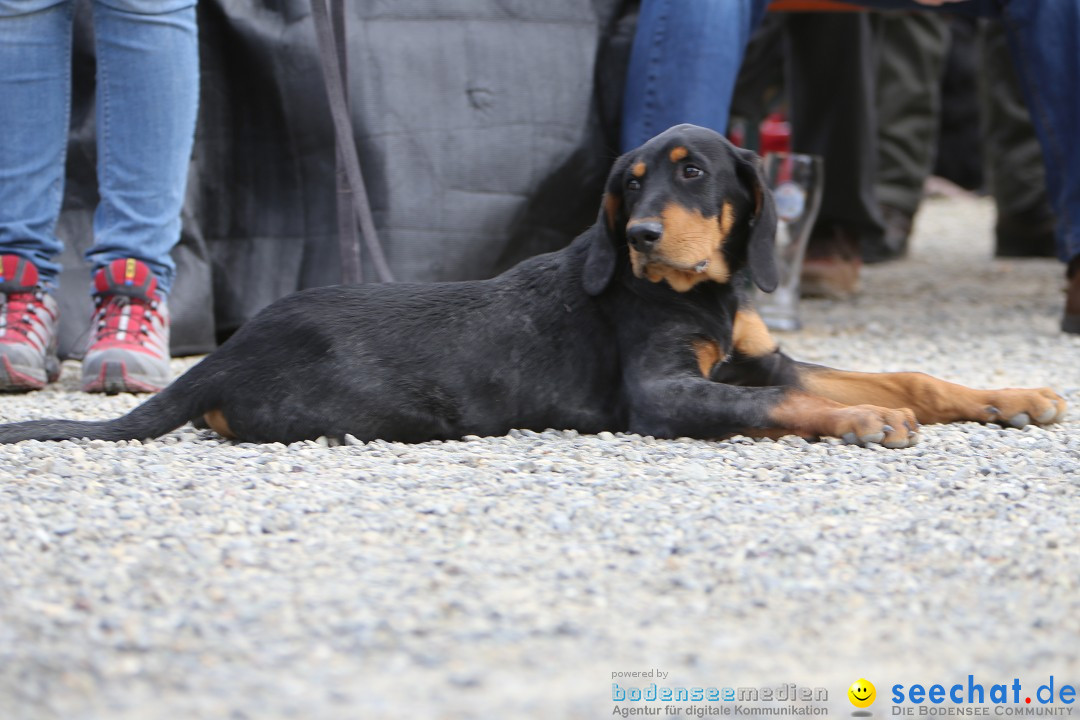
[583,124,778,296]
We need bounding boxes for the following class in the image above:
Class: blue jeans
[623,0,1080,265]
[0,0,199,295]
[620,0,770,154]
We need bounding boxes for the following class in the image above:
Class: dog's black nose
[627,221,663,252]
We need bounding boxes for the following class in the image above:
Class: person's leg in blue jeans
[80,0,199,392]
[0,0,198,392]
[89,0,198,297]
[0,0,75,388]
[620,0,771,152]
[0,0,72,287]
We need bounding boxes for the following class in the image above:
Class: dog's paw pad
[1036,406,1060,424]
[1007,412,1031,428]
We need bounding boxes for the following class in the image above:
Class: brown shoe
[801,224,862,299]
[1063,256,1080,334]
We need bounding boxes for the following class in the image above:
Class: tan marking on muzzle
[630,202,734,291]
[627,244,700,291]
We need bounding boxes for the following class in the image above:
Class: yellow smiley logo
[848,679,876,708]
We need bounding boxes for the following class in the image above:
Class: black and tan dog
[0,125,1065,445]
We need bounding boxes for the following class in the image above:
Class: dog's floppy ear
[733,148,779,293]
[583,154,630,296]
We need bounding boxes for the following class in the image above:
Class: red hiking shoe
[0,255,60,391]
[81,258,171,393]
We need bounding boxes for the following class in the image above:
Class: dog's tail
[0,357,219,444]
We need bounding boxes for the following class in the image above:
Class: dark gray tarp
[56,0,634,358]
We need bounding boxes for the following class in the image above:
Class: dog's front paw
[982,388,1067,428]
[831,404,919,449]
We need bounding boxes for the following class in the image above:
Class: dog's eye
[683,165,704,179]
[626,178,642,191]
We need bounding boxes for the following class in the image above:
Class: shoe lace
[93,294,163,345]
[0,288,51,346]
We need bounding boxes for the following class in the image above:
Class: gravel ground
[1,195,1079,720]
